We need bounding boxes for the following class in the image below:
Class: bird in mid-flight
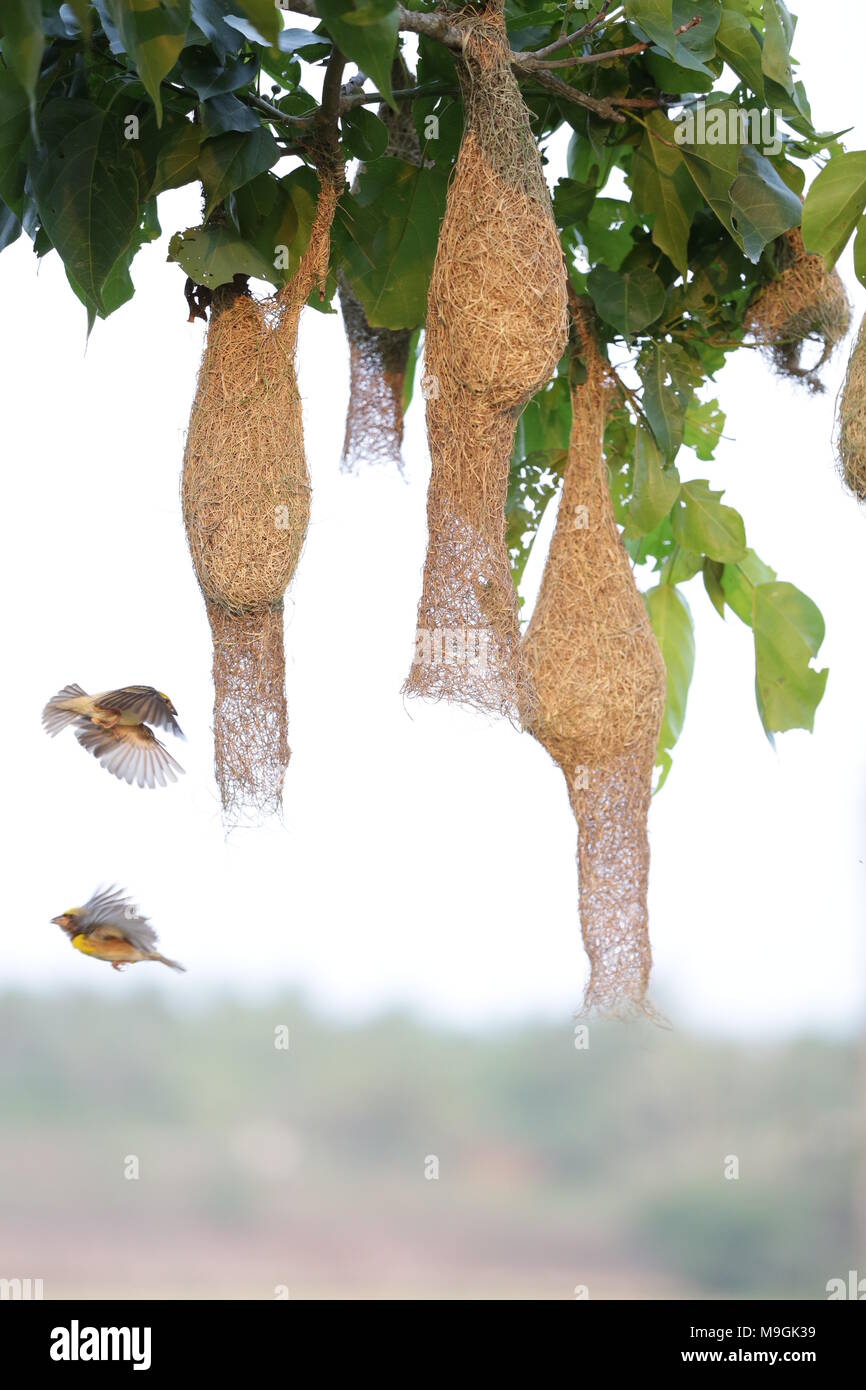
[42,683,185,788]
[51,886,186,973]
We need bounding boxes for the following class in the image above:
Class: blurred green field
[0,992,862,1299]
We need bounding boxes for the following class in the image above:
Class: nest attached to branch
[182,179,337,821]
[522,303,667,1017]
[403,0,568,720]
[837,313,866,501]
[746,228,850,392]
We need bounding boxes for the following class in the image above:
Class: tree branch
[531,15,700,68]
[307,43,346,183]
[532,0,618,60]
[285,2,629,121]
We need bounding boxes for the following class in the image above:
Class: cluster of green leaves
[0,0,860,784]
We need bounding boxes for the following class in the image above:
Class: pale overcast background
[1,1,863,1036]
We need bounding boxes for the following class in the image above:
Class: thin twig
[533,0,618,60]
[531,16,701,69]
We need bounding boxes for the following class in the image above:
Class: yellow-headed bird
[42,684,184,788]
[51,886,186,973]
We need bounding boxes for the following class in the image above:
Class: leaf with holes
[672,479,747,563]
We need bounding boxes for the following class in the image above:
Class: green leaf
[0,67,30,215]
[702,557,726,617]
[629,111,700,276]
[335,158,448,329]
[670,0,722,72]
[0,0,44,112]
[639,345,692,459]
[644,583,695,790]
[626,0,720,76]
[234,166,320,287]
[801,151,866,269]
[679,119,742,244]
[341,106,389,162]
[149,118,202,195]
[199,93,261,139]
[719,548,776,626]
[0,197,21,251]
[199,126,280,218]
[630,424,681,534]
[104,1,191,126]
[513,374,572,461]
[625,0,675,52]
[61,0,92,37]
[168,223,279,287]
[729,145,801,262]
[578,198,643,272]
[666,546,703,585]
[69,197,161,318]
[761,0,794,97]
[715,8,765,98]
[227,0,281,46]
[178,51,259,100]
[31,99,141,316]
[552,177,596,229]
[671,479,747,563]
[586,266,666,336]
[317,1,399,106]
[854,214,866,291]
[752,581,828,735]
[277,28,333,57]
[682,397,725,461]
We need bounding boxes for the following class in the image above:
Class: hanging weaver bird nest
[522,301,667,1017]
[340,80,421,472]
[182,178,337,821]
[837,313,866,501]
[746,227,850,392]
[403,0,568,720]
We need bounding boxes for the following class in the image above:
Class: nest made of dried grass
[182,179,337,821]
[403,0,568,720]
[747,227,850,392]
[522,302,667,1017]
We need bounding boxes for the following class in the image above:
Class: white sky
[0,0,863,1037]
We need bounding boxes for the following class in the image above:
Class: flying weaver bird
[51,886,186,973]
[42,684,185,788]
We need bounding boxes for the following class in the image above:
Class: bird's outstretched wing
[41,683,87,736]
[96,686,184,738]
[79,886,158,952]
[75,720,184,788]
[80,884,132,925]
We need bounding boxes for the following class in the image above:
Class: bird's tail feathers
[151,953,186,973]
[42,684,87,736]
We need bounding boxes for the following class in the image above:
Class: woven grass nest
[403,0,568,721]
[523,301,667,1017]
[182,179,337,822]
[837,312,866,501]
[746,227,850,393]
